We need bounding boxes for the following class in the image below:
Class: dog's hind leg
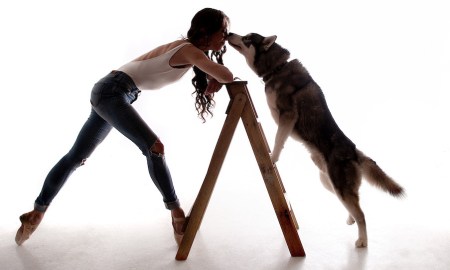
[328,159,367,248]
[320,171,357,226]
[312,152,357,224]
[319,172,334,193]
[311,152,336,194]
[312,151,358,225]
[319,170,356,226]
[338,192,367,247]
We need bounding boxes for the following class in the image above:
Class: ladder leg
[242,106,305,256]
[257,121,300,230]
[227,83,305,257]
[175,93,247,260]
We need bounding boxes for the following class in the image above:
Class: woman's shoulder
[166,39,193,49]
[135,40,194,61]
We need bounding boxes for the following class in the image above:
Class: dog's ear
[263,35,277,51]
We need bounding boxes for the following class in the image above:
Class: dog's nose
[228,32,234,37]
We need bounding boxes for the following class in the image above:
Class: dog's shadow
[345,246,368,269]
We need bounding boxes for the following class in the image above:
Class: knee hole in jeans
[150,140,165,156]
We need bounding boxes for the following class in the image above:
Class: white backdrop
[1,1,449,267]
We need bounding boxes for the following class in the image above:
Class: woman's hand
[205,78,223,95]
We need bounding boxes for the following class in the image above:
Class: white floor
[1,1,450,269]
[1,110,450,270]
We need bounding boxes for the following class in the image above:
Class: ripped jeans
[34,71,179,212]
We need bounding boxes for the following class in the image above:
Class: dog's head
[227,32,290,78]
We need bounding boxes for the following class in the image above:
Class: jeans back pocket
[90,82,105,106]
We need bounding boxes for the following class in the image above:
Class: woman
[15,7,233,246]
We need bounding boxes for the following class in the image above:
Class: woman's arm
[180,45,234,83]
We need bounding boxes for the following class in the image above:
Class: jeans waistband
[109,70,139,92]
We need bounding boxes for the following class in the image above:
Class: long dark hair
[186,8,229,122]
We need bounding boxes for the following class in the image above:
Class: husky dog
[227,32,404,248]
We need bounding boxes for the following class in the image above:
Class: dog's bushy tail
[357,150,405,198]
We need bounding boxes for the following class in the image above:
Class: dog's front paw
[355,237,368,248]
[270,152,279,163]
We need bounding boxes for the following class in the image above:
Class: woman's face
[208,19,229,51]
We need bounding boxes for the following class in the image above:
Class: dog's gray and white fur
[227,32,404,248]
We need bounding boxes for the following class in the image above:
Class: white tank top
[117,43,191,90]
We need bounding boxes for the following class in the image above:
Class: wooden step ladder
[175,81,305,260]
